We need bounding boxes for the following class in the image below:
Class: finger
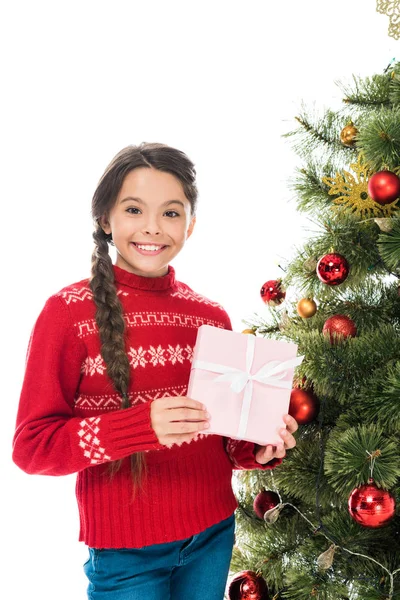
[167,420,210,435]
[282,413,299,433]
[284,434,296,450]
[162,396,206,411]
[279,428,296,450]
[258,445,275,463]
[274,444,286,458]
[169,407,210,422]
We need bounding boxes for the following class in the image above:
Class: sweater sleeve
[223,437,283,470]
[12,295,165,476]
[219,309,283,471]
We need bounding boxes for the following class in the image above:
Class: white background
[2,1,398,598]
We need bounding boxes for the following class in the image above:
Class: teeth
[136,244,164,251]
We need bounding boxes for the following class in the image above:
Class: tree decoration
[316,253,349,286]
[348,450,396,528]
[348,478,396,528]
[340,123,358,147]
[322,153,399,218]
[260,279,286,306]
[376,1,400,40]
[374,217,393,232]
[278,308,291,331]
[322,314,357,343]
[241,580,263,600]
[368,170,400,205]
[297,297,317,318]
[317,544,337,570]
[242,328,257,335]
[288,387,319,424]
[228,570,269,600]
[264,503,285,524]
[253,490,280,519]
[304,256,318,272]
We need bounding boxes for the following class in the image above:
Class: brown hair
[89,142,198,497]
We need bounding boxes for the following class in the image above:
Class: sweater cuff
[252,456,283,470]
[235,445,282,470]
[252,444,283,469]
[224,437,283,471]
[105,401,165,459]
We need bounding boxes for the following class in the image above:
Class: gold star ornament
[322,153,399,218]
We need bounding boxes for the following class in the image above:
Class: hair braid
[89,224,147,497]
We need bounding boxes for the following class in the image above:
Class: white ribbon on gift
[192,334,304,438]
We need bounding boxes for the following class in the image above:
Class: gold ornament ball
[242,328,256,335]
[297,298,317,318]
[340,124,358,147]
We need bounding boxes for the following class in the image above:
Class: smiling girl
[12,142,298,600]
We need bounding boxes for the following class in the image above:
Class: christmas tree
[228,61,400,600]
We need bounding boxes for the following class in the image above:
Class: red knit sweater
[12,263,281,549]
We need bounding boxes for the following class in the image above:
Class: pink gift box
[187,325,304,446]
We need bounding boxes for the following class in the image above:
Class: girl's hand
[254,414,298,464]
[150,396,210,446]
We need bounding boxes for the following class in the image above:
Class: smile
[132,243,167,255]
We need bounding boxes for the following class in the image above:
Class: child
[12,142,298,600]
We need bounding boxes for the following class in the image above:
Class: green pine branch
[325,424,400,493]
[286,161,336,214]
[356,106,400,170]
[283,103,357,166]
[335,72,392,109]
[377,214,400,270]
[281,216,386,299]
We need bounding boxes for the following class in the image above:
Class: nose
[142,216,162,236]
[143,227,161,236]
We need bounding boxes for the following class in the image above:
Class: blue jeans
[83,513,235,599]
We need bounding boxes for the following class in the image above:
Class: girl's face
[100,167,196,278]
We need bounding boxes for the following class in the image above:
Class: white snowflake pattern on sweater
[128,346,148,368]
[167,344,185,365]
[148,345,167,366]
[81,355,107,376]
[77,417,111,464]
[81,343,194,375]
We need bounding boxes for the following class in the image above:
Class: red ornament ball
[322,314,357,344]
[316,253,349,285]
[348,479,396,528]
[241,579,260,600]
[289,388,319,424]
[368,170,400,205]
[229,570,269,600]
[260,279,286,306]
[253,490,280,519]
